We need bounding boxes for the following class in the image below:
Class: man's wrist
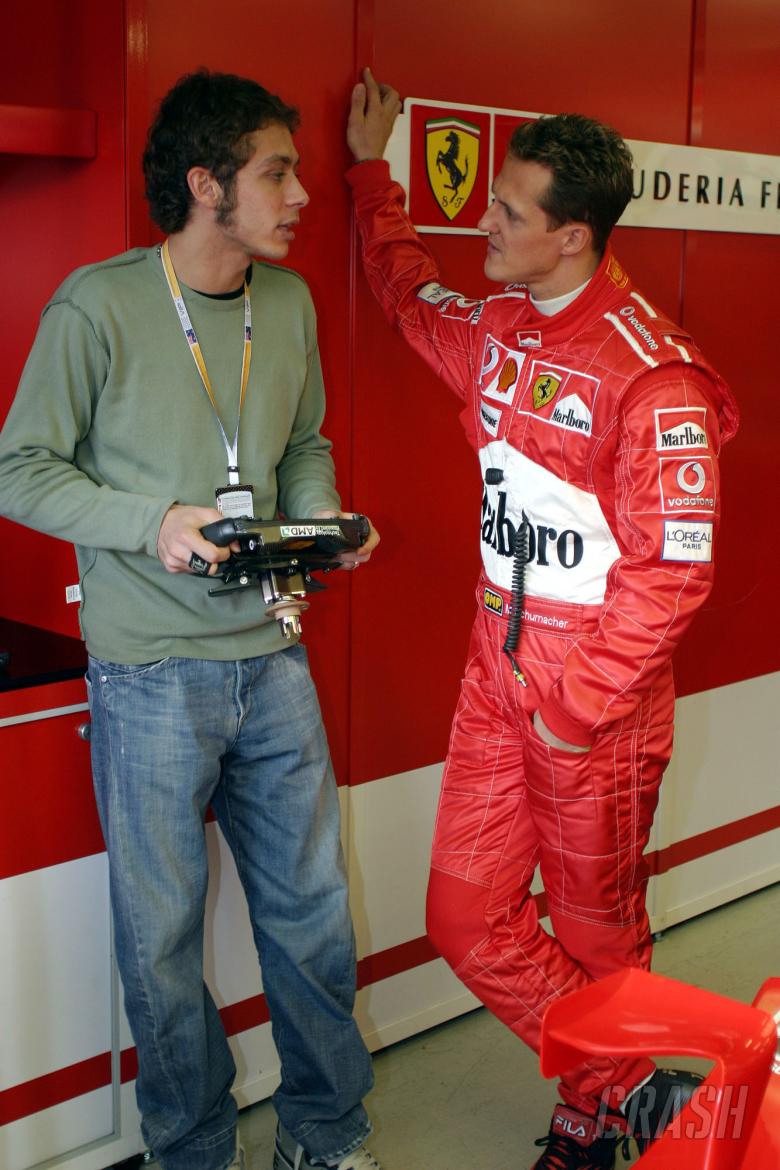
[533,709,591,754]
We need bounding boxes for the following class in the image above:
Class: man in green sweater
[0,71,381,1170]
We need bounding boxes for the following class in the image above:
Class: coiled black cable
[502,519,528,686]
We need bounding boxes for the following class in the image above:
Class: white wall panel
[0,855,111,1090]
[649,672,780,930]
[0,1087,114,1170]
[345,764,442,957]
[0,854,113,1168]
[355,961,479,1051]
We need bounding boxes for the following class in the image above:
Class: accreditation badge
[215,484,255,519]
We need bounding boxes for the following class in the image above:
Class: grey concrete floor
[238,882,780,1169]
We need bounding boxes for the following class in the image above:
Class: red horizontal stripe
[1,810,776,1125]
[647,804,780,876]
[219,992,272,1036]
[0,1052,110,1127]
[357,935,438,988]
[2,995,274,1127]
[120,1046,138,1085]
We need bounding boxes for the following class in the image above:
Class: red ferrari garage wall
[673,0,780,693]
[0,0,126,635]
[1,6,778,1163]
[1,0,778,778]
[349,0,780,782]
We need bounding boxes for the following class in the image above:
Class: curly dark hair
[143,69,300,233]
[507,114,634,255]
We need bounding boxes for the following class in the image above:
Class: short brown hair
[508,113,634,254]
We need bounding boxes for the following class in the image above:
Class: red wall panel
[350,0,742,782]
[126,0,361,779]
[672,0,780,694]
[2,0,776,785]
[0,0,126,637]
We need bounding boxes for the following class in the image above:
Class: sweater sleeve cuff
[345,158,392,193]
[537,693,595,749]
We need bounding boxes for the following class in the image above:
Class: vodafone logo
[658,455,716,514]
[677,460,706,494]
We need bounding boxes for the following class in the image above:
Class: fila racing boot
[531,1105,622,1169]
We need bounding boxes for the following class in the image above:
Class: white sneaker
[273,1124,382,1170]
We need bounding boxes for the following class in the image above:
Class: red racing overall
[348,160,738,1116]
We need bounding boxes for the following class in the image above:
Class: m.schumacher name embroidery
[658,456,716,513]
[661,521,713,562]
[655,406,708,451]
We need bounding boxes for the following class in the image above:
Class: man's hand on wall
[347,67,402,163]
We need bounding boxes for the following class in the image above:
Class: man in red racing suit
[346,72,738,1169]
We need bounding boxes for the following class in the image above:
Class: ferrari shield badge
[532,372,562,410]
[425,117,480,221]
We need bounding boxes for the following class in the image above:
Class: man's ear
[559,222,593,258]
[186,166,223,209]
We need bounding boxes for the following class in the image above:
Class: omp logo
[483,588,504,615]
[655,407,708,451]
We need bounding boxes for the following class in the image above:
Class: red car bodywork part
[539,968,779,1169]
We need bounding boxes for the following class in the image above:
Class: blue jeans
[87,645,373,1170]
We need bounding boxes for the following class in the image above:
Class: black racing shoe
[624,1067,705,1154]
[531,1105,623,1169]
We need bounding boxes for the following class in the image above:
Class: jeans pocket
[88,655,173,679]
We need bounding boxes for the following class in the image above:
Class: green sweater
[0,247,341,663]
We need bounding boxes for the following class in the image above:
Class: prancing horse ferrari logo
[532,372,562,410]
[425,117,480,221]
